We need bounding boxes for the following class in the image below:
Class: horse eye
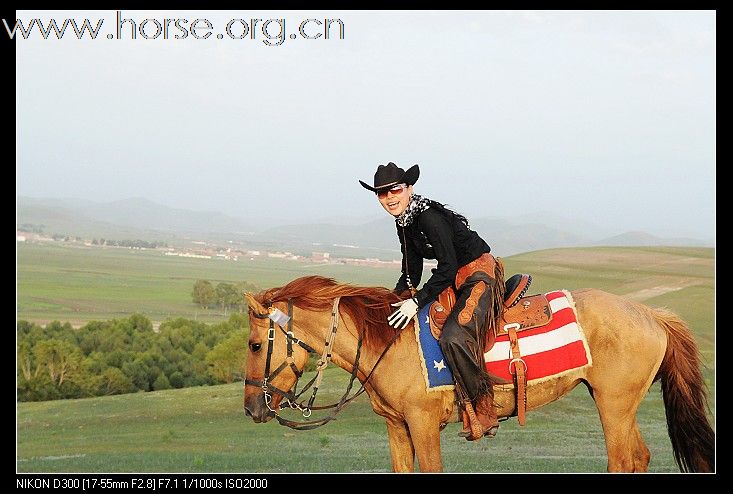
[250,342,262,352]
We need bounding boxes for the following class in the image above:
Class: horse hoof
[484,426,499,438]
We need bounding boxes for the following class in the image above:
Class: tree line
[91,238,169,249]
[191,280,260,313]
[17,314,249,402]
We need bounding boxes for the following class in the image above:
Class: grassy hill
[16,244,715,472]
[16,369,704,473]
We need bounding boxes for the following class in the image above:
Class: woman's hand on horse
[388,298,419,329]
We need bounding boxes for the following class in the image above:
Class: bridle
[244,296,404,430]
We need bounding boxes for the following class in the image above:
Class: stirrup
[484,425,499,438]
[459,423,499,439]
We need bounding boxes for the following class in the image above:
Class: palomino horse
[243,275,714,473]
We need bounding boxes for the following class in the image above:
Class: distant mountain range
[17,196,713,258]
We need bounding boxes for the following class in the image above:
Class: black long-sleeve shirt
[394,206,491,308]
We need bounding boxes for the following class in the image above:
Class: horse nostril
[244,406,253,417]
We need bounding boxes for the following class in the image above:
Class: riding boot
[459,390,499,440]
[475,391,500,437]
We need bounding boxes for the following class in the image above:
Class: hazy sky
[16,10,715,240]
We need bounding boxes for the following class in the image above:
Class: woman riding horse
[359,162,505,440]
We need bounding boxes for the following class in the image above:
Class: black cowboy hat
[358,162,420,192]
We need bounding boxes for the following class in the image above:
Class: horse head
[243,293,310,423]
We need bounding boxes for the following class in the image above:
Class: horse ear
[244,292,267,315]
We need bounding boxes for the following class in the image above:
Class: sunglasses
[376,184,408,199]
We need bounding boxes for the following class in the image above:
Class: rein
[245,297,404,430]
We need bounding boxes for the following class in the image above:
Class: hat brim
[359,180,379,192]
[403,164,420,186]
[359,164,420,192]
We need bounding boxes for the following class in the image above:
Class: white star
[425,314,430,325]
[433,359,446,372]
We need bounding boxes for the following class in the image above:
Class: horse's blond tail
[653,308,715,472]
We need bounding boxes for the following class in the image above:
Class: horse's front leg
[385,417,415,472]
[406,411,443,472]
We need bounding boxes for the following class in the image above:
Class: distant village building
[312,252,330,262]
[164,251,212,259]
[179,253,211,259]
[16,231,51,242]
[338,257,403,268]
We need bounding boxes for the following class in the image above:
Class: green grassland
[17,370,679,473]
[17,242,399,324]
[17,242,715,472]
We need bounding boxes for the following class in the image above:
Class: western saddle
[428,272,551,426]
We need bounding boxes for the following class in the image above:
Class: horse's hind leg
[591,388,651,472]
[577,288,664,472]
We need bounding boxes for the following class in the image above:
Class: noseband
[245,296,404,430]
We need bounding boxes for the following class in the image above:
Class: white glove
[387,298,419,329]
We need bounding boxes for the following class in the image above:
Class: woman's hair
[427,199,470,228]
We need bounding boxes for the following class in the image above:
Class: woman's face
[377,184,413,216]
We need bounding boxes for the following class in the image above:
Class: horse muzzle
[244,393,276,423]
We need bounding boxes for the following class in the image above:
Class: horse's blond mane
[252,275,403,352]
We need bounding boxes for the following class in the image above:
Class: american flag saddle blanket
[414,290,592,392]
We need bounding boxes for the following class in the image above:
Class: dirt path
[623,279,700,301]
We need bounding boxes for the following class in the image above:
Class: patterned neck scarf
[396,193,431,227]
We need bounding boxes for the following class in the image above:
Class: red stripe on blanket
[485,291,590,382]
[545,290,565,302]
[486,340,589,382]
